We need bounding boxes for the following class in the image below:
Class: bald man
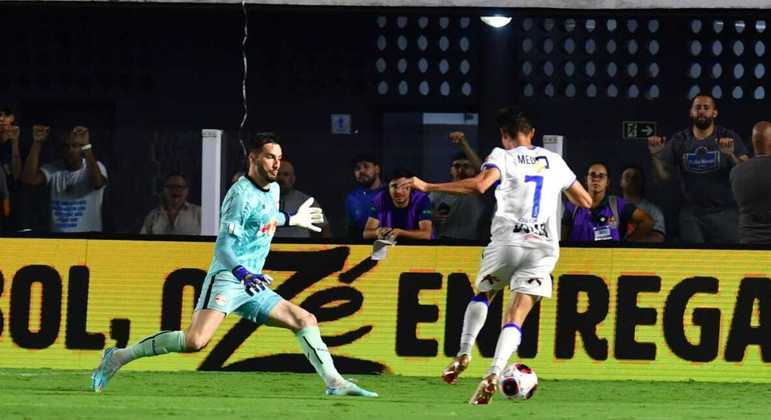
[274,160,331,238]
[730,121,771,244]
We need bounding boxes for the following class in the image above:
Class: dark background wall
[1,4,767,237]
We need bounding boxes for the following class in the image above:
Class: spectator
[274,159,330,238]
[620,165,666,242]
[140,173,201,235]
[0,165,8,231]
[363,169,432,241]
[0,107,23,231]
[648,93,749,243]
[0,107,22,183]
[345,154,384,239]
[22,125,108,232]
[730,121,771,244]
[447,129,483,170]
[230,170,245,185]
[430,131,490,241]
[563,162,654,242]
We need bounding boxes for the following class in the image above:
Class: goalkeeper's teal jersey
[206,176,285,277]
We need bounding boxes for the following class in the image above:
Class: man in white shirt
[22,126,107,232]
[141,173,201,235]
[403,108,592,405]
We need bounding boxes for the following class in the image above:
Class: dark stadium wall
[1,4,767,235]
[1,4,383,234]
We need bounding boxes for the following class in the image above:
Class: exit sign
[622,121,657,139]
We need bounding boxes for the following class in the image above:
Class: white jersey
[482,146,576,251]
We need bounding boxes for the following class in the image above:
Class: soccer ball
[498,363,538,400]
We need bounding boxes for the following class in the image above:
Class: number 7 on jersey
[524,175,543,218]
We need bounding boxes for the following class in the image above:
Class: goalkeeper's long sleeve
[276,210,288,227]
[213,227,242,272]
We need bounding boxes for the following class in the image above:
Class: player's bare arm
[564,180,592,208]
[403,167,501,195]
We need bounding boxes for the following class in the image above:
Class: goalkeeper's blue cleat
[91,347,120,392]
[325,380,378,397]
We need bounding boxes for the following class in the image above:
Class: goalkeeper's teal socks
[296,326,345,388]
[114,330,187,365]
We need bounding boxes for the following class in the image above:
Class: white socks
[457,295,489,357]
[489,323,522,377]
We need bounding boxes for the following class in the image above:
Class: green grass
[0,369,768,419]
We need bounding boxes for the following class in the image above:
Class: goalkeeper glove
[232,265,273,295]
[288,197,324,232]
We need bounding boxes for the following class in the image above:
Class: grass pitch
[0,369,767,419]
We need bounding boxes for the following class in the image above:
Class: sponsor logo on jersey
[513,222,550,238]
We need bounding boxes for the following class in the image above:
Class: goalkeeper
[92,133,377,398]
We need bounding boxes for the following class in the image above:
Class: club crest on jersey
[518,155,550,172]
[534,156,550,172]
[259,219,278,236]
[214,294,228,305]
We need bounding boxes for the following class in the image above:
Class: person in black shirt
[730,121,771,244]
[648,94,749,243]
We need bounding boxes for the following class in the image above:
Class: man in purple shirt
[363,169,432,241]
[562,162,653,242]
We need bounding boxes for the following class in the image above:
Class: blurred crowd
[1,93,769,244]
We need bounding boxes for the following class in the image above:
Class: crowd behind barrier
[1,95,769,245]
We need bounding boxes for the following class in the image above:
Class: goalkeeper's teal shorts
[195,271,283,324]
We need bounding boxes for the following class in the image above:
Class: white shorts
[475,244,557,298]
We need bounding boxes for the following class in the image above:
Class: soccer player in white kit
[403,108,592,404]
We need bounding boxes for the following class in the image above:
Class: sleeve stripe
[481,163,500,172]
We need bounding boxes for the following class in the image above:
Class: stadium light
[480,16,512,28]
